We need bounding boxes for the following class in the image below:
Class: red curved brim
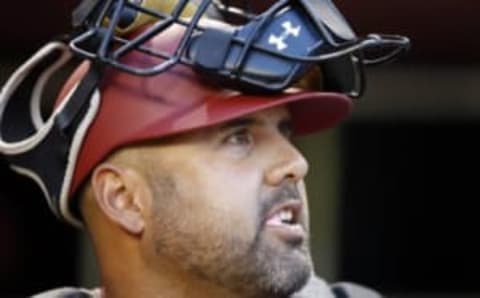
[135,90,353,139]
[61,64,352,197]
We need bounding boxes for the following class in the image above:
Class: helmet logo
[268,21,301,51]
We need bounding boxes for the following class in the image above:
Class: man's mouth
[264,200,305,245]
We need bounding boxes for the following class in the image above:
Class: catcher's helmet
[69,0,409,96]
[0,0,409,226]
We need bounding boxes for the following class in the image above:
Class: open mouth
[264,200,305,244]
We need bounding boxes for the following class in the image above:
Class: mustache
[259,183,301,221]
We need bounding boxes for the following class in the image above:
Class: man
[0,0,409,297]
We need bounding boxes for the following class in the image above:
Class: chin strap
[0,42,103,227]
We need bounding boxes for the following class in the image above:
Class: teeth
[279,210,293,223]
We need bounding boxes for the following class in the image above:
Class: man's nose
[264,139,309,186]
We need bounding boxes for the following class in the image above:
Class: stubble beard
[147,175,312,298]
[227,230,313,298]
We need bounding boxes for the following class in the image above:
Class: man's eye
[279,120,293,140]
[224,129,253,146]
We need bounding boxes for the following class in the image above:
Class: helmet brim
[62,63,352,197]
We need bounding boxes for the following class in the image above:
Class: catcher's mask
[0,0,409,226]
[70,0,409,97]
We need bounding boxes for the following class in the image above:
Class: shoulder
[331,282,383,298]
[30,287,102,298]
[293,276,383,298]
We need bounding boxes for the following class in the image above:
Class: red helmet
[68,25,352,224]
[0,0,408,226]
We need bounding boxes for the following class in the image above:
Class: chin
[251,242,313,298]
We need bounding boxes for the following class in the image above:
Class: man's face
[138,105,312,297]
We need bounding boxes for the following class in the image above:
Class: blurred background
[0,1,479,297]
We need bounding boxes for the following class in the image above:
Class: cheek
[144,153,266,255]
[190,160,264,240]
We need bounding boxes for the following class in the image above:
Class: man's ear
[91,163,148,234]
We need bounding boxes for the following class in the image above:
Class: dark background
[340,123,480,296]
[1,1,479,297]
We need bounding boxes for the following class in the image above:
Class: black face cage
[0,0,409,227]
[70,0,409,97]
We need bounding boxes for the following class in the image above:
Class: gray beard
[152,218,313,298]
[148,175,312,297]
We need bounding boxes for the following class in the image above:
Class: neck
[104,259,244,298]
[85,210,253,298]
[94,238,245,298]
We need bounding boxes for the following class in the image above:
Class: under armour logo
[268,21,301,51]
